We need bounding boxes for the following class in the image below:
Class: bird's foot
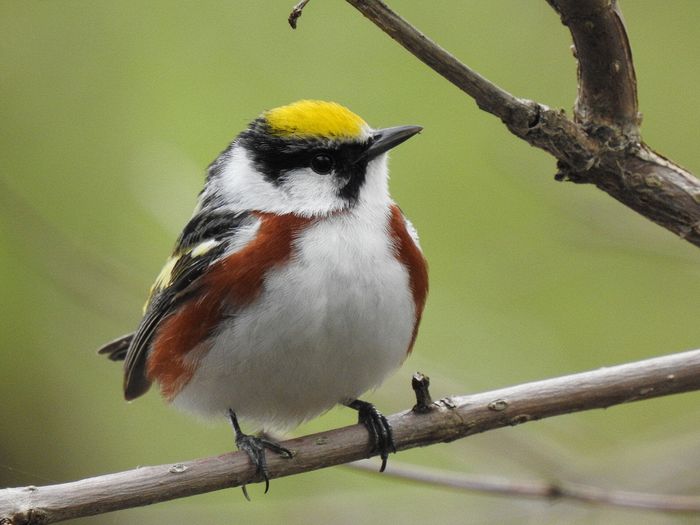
[228,409,293,500]
[347,399,396,472]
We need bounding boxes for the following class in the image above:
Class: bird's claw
[228,408,292,500]
[235,434,292,499]
[349,400,396,472]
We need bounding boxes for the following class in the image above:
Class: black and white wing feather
[98,210,254,400]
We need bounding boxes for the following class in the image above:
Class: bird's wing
[118,210,256,400]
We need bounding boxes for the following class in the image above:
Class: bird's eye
[310,154,334,175]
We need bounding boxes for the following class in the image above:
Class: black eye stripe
[232,119,370,201]
[238,122,329,182]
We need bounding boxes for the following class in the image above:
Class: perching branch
[3,349,700,524]
[342,0,700,246]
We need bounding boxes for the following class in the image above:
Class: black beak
[355,125,423,164]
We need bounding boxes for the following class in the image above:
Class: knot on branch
[553,123,644,185]
[1,508,46,525]
[520,105,600,174]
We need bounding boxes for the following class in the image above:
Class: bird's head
[203,100,422,216]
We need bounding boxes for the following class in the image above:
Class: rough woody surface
[2,349,700,524]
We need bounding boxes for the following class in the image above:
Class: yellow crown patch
[264,100,367,139]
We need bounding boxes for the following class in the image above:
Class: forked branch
[547,0,639,134]
[344,0,700,246]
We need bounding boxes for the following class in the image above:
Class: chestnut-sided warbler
[99,100,428,493]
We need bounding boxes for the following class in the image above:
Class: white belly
[171,207,416,429]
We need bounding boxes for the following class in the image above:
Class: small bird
[99,100,428,494]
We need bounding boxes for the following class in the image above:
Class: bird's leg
[227,408,293,500]
[346,399,396,472]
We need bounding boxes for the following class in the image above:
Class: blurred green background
[2,1,700,523]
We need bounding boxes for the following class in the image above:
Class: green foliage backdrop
[2,1,700,523]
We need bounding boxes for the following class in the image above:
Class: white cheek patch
[215,147,288,212]
[214,146,348,216]
[277,167,347,213]
[211,141,392,217]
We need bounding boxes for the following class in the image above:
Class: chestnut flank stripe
[147,213,312,400]
[389,205,428,353]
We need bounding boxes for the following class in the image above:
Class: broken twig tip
[412,372,434,413]
[288,0,311,29]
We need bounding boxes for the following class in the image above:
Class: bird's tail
[97,333,134,361]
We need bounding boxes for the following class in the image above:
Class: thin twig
[288,0,311,29]
[343,0,597,169]
[348,461,700,514]
[2,349,700,524]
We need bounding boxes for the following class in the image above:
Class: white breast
[171,205,416,429]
